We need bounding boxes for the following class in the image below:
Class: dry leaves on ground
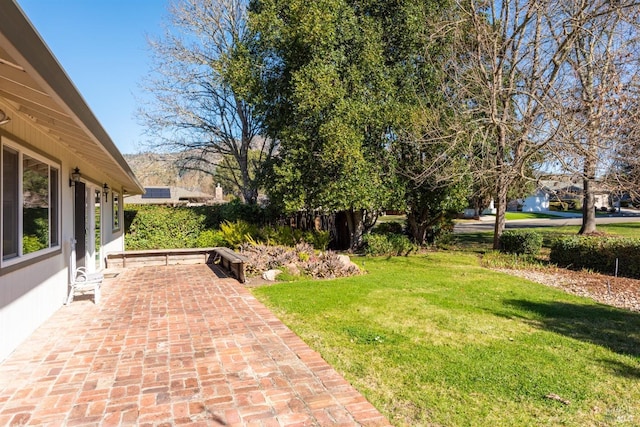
[495,267,640,312]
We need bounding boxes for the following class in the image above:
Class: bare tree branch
[139,0,274,203]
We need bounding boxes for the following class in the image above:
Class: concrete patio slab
[0,265,390,426]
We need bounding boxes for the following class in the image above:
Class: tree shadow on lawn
[596,357,640,379]
[501,299,640,363]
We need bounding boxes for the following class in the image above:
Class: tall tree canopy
[249,0,470,248]
[249,0,403,249]
[549,0,640,233]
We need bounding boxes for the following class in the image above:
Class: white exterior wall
[594,194,610,209]
[102,191,124,262]
[522,192,550,212]
[0,113,125,361]
[0,255,67,361]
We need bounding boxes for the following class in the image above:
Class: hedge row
[550,236,640,279]
[499,230,543,255]
[124,204,329,251]
[124,206,206,250]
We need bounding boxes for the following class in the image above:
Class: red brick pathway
[0,265,390,426]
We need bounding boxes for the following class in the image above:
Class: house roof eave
[0,1,144,195]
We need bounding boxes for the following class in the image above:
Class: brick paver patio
[0,265,390,426]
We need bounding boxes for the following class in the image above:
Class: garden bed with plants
[240,242,361,281]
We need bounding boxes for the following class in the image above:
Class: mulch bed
[495,267,640,312]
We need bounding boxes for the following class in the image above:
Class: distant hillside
[124,152,216,194]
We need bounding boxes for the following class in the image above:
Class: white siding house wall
[0,113,123,361]
[522,191,550,212]
[0,1,141,362]
[594,194,610,209]
[0,257,67,361]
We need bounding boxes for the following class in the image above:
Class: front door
[74,181,86,268]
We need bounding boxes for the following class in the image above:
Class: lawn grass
[252,253,640,426]
[525,223,640,238]
[377,214,406,223]
[504,212,566,220]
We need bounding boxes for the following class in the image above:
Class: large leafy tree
[249,0,401,250]
[373,0,475,244]
[250,0,471,248]
[140,0,274,204]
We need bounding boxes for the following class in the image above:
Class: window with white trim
[1,139,60,264]
[112,191,121,231]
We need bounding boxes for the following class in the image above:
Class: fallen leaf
[545,393,571,405]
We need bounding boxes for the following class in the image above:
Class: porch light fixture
[103,183,110,200]
[69,167,81,187]
[0,109,10,126]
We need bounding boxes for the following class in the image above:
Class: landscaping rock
[242,243,361,280]
[284,263,300,276]
[337,254,351,266]
[262,269,283,281]
[337,254,360,272]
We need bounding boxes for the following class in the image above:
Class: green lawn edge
[251,252,640,426]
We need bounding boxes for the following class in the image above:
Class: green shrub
[499,230,543,255]
[259,226,331,250]
[304,230,331,250]
[363,233,415,256]
[23,234,46,254]
[363,234,394,256]
[373,221,403,235]
[550,236,640,278]
[219,220,259,248]
[125,205,334,251]
[125,206,205,249]
[573,200,582,211]
[196,229,227,248]
[193,199,273,228]
[262,225,304,247]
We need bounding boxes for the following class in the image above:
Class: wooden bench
[105,247,249,283]
[213,247,249,283]
[106,248,218,268]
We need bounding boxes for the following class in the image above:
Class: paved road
[454,211,640,234]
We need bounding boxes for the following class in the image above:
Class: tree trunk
[407,209,444,245]
[241,186,258,205]
[579,161,597,234]
[580,92,598,234]
[344,208,365,252]
[332,211,350,250]
[493,125,509,250]
[493,174,509,250]
[237,150,258,204]
[407,211,427,245]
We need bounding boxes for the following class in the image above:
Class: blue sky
[17,0,169,154]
